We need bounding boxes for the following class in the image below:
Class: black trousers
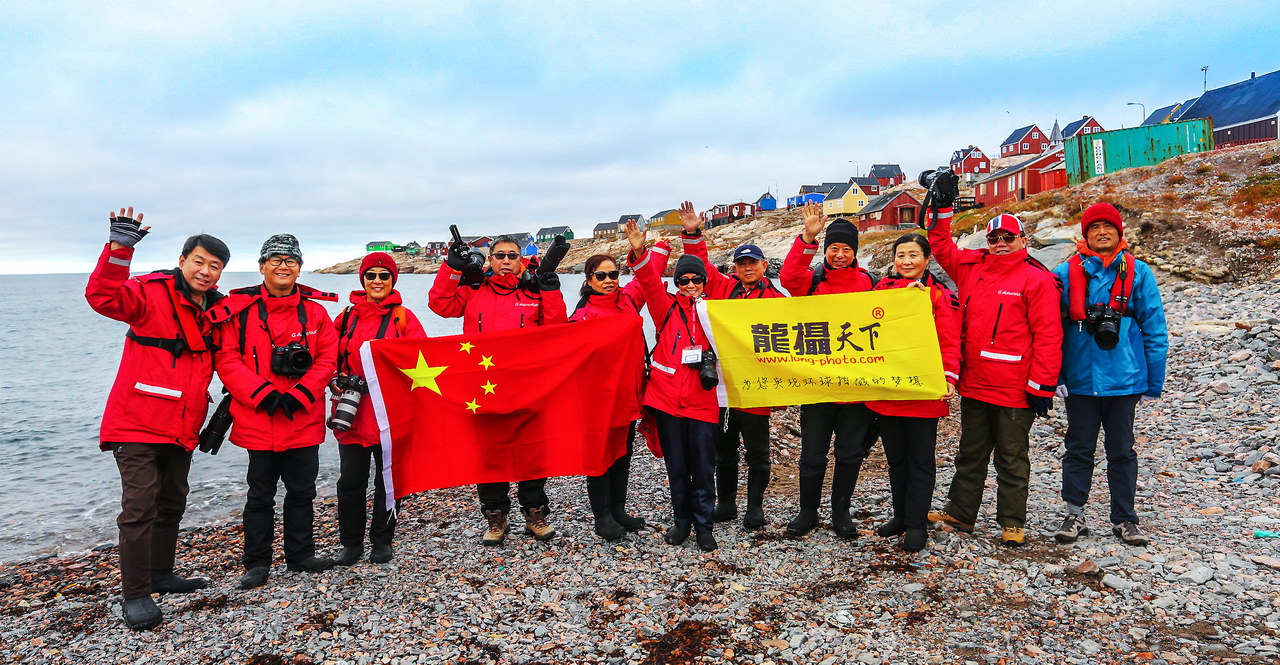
[337,443,397,548]
[243,445,320,570]
[878,415,939,530]
[477,478,548,514]
[651,407,717,532]
[715,409,771,498]
[1062,394,1142,525]
[586,423,636,506]
[798,402,878,503]
[112,442,192,599]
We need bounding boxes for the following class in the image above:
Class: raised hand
[678,200,701,234]
[108,206,151,249]
[800,201,826,244]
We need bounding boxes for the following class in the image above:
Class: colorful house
[706,202,756,228]
[404,241,422,256]
[648,209,683,233]
[755,192,777,211]
[535,226,575,242]
[461,235,493,249]
[855,191,922,231]
[850,176,882,197]
[786,183,842,208]
[1000,124,1048,157]
[949,146,991,176]
[973,148,1065,208]
[592,222,619,239]
[821,183,870,218]
[423,241,447,257]
[868,164,904,187]
[615,214,647,237]
[1061,115,1104,140]
[366,240,395,252]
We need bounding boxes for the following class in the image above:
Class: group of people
[88,180,1168,631]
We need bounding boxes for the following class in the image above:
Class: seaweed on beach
[640,620,727,665]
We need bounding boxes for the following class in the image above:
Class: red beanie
[359,252,399,286]
[1081,203,1123,237]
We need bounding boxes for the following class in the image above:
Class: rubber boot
[712,455,738,523]
[587,476,625,541]
[742,467,768,530]
[830,463,859,540]
[608,456,646,531]
[150,569,208,594]
[122,596,163,630]
[785,470,822,537]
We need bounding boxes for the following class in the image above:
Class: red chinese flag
[360,314,645,500]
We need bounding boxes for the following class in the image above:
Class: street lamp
[1201,66,1209,92]
[848,160,859,177]
[1126,102,1146,125]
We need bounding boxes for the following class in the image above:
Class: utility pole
[1201,65,1209,92]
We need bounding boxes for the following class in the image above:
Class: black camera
[327,374,367,432]
[272,341,313,377]
[198,394,233,455]
[919,167,960,207]
[699,348,718,391]
[1085,304,1122,350]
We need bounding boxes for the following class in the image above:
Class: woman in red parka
[866,234,961,552]
[330,252,427,566]
[569,224,670,541]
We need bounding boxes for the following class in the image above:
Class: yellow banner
[697,289,946,408]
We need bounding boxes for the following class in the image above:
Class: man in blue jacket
[1051,203,1167,547]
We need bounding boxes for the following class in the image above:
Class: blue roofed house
[1166,69,1280,148]
[786,182,843,208]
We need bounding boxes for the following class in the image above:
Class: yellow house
[822,183,869,217]
[648,209,682,233]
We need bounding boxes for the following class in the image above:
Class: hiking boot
[664,524,690,546]
[593,512,626,541]
[927,510,974,533]
[831,507,858,539]
[902,528,928,553]
[287,555,335,573]
[877,516,906,538]
[696,530,718,552]
[482,509,509,547]
[522,505,556,542]
[334,546,363,567]
[369,543,393,564]
[238,567,270,590]
[742,504,765,530]
[150,569,207,594]
[1054,514,1089,544]
[612,506,646,532]
[785,510,819,537]
[588,479,626,541]
[1000,527,1026,547]
[712,501,738,523]
[1112,521,1150,547]
[122,596,163,631]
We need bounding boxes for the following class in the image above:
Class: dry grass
[1231,173,1280,221]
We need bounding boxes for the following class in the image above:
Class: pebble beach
[3,272,1280,665]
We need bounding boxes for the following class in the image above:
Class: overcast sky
[1,0,1275,274]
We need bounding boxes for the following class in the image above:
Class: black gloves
[1026,394,1052,418]
[259,390,284,416]
[278,393,303,420]
[259,390,304,419]
[537,271,560,291]
[458,264,484,289]
[445,240,472,270]
[922,169,960,210]
[539,235,570,274]
[109,215,149,248]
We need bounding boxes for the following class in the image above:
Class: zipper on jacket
[478,312,483,332]
[672,330,682,354]
[991,303,1004,344]
[520,313,525,328]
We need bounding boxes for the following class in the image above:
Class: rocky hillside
[318,142,1280,283]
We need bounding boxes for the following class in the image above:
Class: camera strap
[336,305,401,375]
[255,297,310,349]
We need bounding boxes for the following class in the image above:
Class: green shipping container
[1064,119,1214,186]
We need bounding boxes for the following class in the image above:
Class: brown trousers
[112,442,193,599]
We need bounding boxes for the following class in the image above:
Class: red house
[973,148,1065,207]
[855,191,922,231]
[868,164,905,187]
[849,176,882,196]
[1061,115,1105,141]
[705,202,757,228]
[949,146,991,175]
[1000,124,1049,157]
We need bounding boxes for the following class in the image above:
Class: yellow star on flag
[481,381,497,394]
[479,355,495,370]
[459,341,475,353]
[465,399,481,413]
[399,352,447,394]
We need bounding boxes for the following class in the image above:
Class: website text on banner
[697,289,946,409]
[359,315,645,503]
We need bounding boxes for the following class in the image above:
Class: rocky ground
[3,268,1280,664]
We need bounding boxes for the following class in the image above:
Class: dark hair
[891,233,931,258]
[580,254,619,296]
[181,234,231,264]
[489,236,521,254]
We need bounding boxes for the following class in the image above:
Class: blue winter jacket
[1053,252,1168,397]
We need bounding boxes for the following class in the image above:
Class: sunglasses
[491,252,521,261]
[363,270,393,282]
[986,233,1018,244]
[675,275,707,286]
[591,270,621,281]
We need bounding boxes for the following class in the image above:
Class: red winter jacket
[568,242,670,322]
[209,284,339,451]
[629,247,719,424]
[428,265,568,333]
[681,232,783,416]
[331,290,428,447]
[927,208,1063,409]
[85,243,224,451]
[779,234,878,297]
[866,274,961,419]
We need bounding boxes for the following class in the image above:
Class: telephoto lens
[699,349,719,391]
[328,375,367,431]
[198,395,234,454]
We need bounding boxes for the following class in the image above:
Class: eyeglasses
[265,257,300,268]
[363,270,393,282]
[491,252,520,261]
[986,233,1018,245]
[675,275,706,286]
[591,270,621,281]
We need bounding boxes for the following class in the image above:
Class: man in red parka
[87,207,229,630]
[923,182,1063,547]
[210,234,339,588]
[675,202,786,530]
[429,235,567,546]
